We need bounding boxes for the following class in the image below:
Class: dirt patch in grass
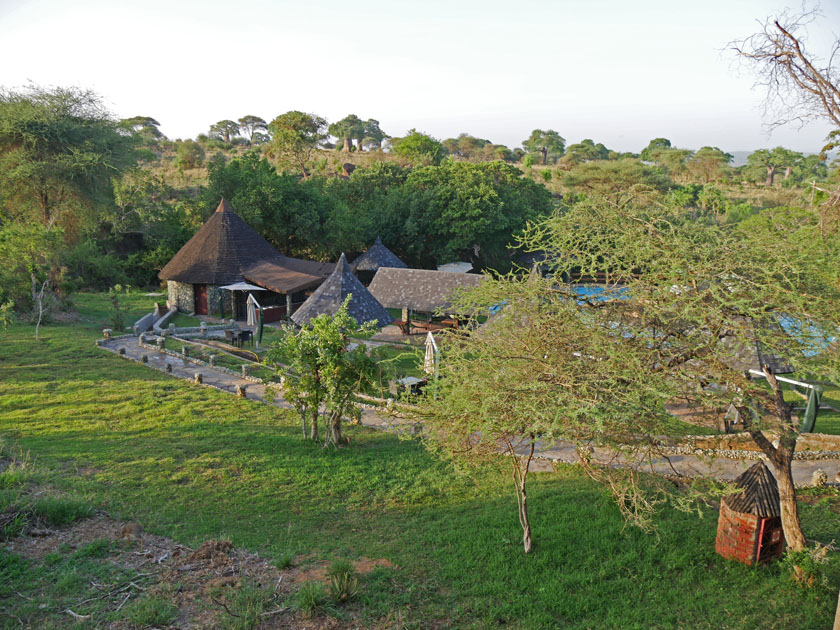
[4,514,399,629]
[293,556,397,584]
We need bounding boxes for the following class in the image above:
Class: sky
[2,0,839,154]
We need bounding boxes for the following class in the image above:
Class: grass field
[1,292,839,628]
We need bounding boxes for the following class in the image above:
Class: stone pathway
[100,336,840,487]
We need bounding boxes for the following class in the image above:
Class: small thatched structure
[291,254,393,327]
[351,237,407,285]
[715,461,784,565]
[368,267,484,314]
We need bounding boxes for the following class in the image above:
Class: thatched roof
[351,237,407,272]
[159,199,281,285]
[291,254,393,327]
[368,267,484,313]
[723,461,780,518]
[243,256,334,295]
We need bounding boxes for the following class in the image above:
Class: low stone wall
[664,432,840,461]
[137,335,266,384]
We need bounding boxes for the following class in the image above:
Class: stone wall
[207,285,234,318]
[167,281,194,313]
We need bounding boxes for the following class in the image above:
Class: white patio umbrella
[246,293,261,327]
[423,331,438,375]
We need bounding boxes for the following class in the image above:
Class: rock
[811,469,828,487]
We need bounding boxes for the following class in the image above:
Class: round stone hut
[159,198,282,316]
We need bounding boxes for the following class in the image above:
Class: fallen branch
[65,609,91,621]
[210,596,241,618]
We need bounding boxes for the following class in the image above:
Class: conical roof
[291,253,394,327]
[159,199,281,285]
[351,236,407,271]
[723,461,780,518]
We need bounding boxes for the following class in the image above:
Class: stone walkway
[100,336,840,487]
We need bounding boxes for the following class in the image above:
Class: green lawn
[1,293,839,628]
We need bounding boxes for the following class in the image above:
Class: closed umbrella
[246,293,260,327]
[423,331,438,375]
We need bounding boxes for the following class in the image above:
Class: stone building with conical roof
[159,199,334,318]
[291,254,393,327]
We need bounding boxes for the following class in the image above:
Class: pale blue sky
[2,0,838,153]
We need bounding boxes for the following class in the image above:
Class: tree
[0,86,140,230]
[237,115,268,144]
[120,116,163,140]
[390,129,447,166]
[423,197,840,553]
[208,119,240,144]
[267,111,327,178]
[360,118,387,151]
[650,147,693,181]
[686,146,732,183]
[267,297,376,447]
[205,152,329,254]
[0,222,63,337]
[174,139,205,170]
[565,138,610,163]
[522,129,565,165]
[640,138,671,162]
[746,147,802,185]
[562,160,673,196]
[329,114,365,152]
[731,9,839,131]
[390,160,552,269]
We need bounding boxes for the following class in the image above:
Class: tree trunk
[766,165,777,186]
[309,408,319,441]
[507,434,535,554]
[746,367,807,551]
[771,453,807,550]
[355,138,364,152]
[540,148,547,165]
[342,137,351,152]
[784,166,793,179]
[833,588,840,630]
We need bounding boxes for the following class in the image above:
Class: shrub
[327,559,358,603]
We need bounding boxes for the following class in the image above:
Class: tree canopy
[522,129,565,165]
[424,197,840,553]
[267,111,327,178]
[0,86,140,230]
[390,129,447,166]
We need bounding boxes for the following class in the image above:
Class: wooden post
[286,292,293,319]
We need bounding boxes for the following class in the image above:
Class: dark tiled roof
[723,461,780,518]
[368,267,485,313]
[159,199,281,285]
[291,254,393,327]
[243,256,334,294]
[351,236,407,271]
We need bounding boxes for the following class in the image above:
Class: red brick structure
[715,461,785,565]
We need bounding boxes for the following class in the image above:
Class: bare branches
[731,8,840,130]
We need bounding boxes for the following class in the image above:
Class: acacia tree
[237,115,267,144]
[267,111,327,178]
[522,129,565,165]
[267,298,376,447]
[0,86,140,229]
[423,197,840,554]
[209,119,240,144]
